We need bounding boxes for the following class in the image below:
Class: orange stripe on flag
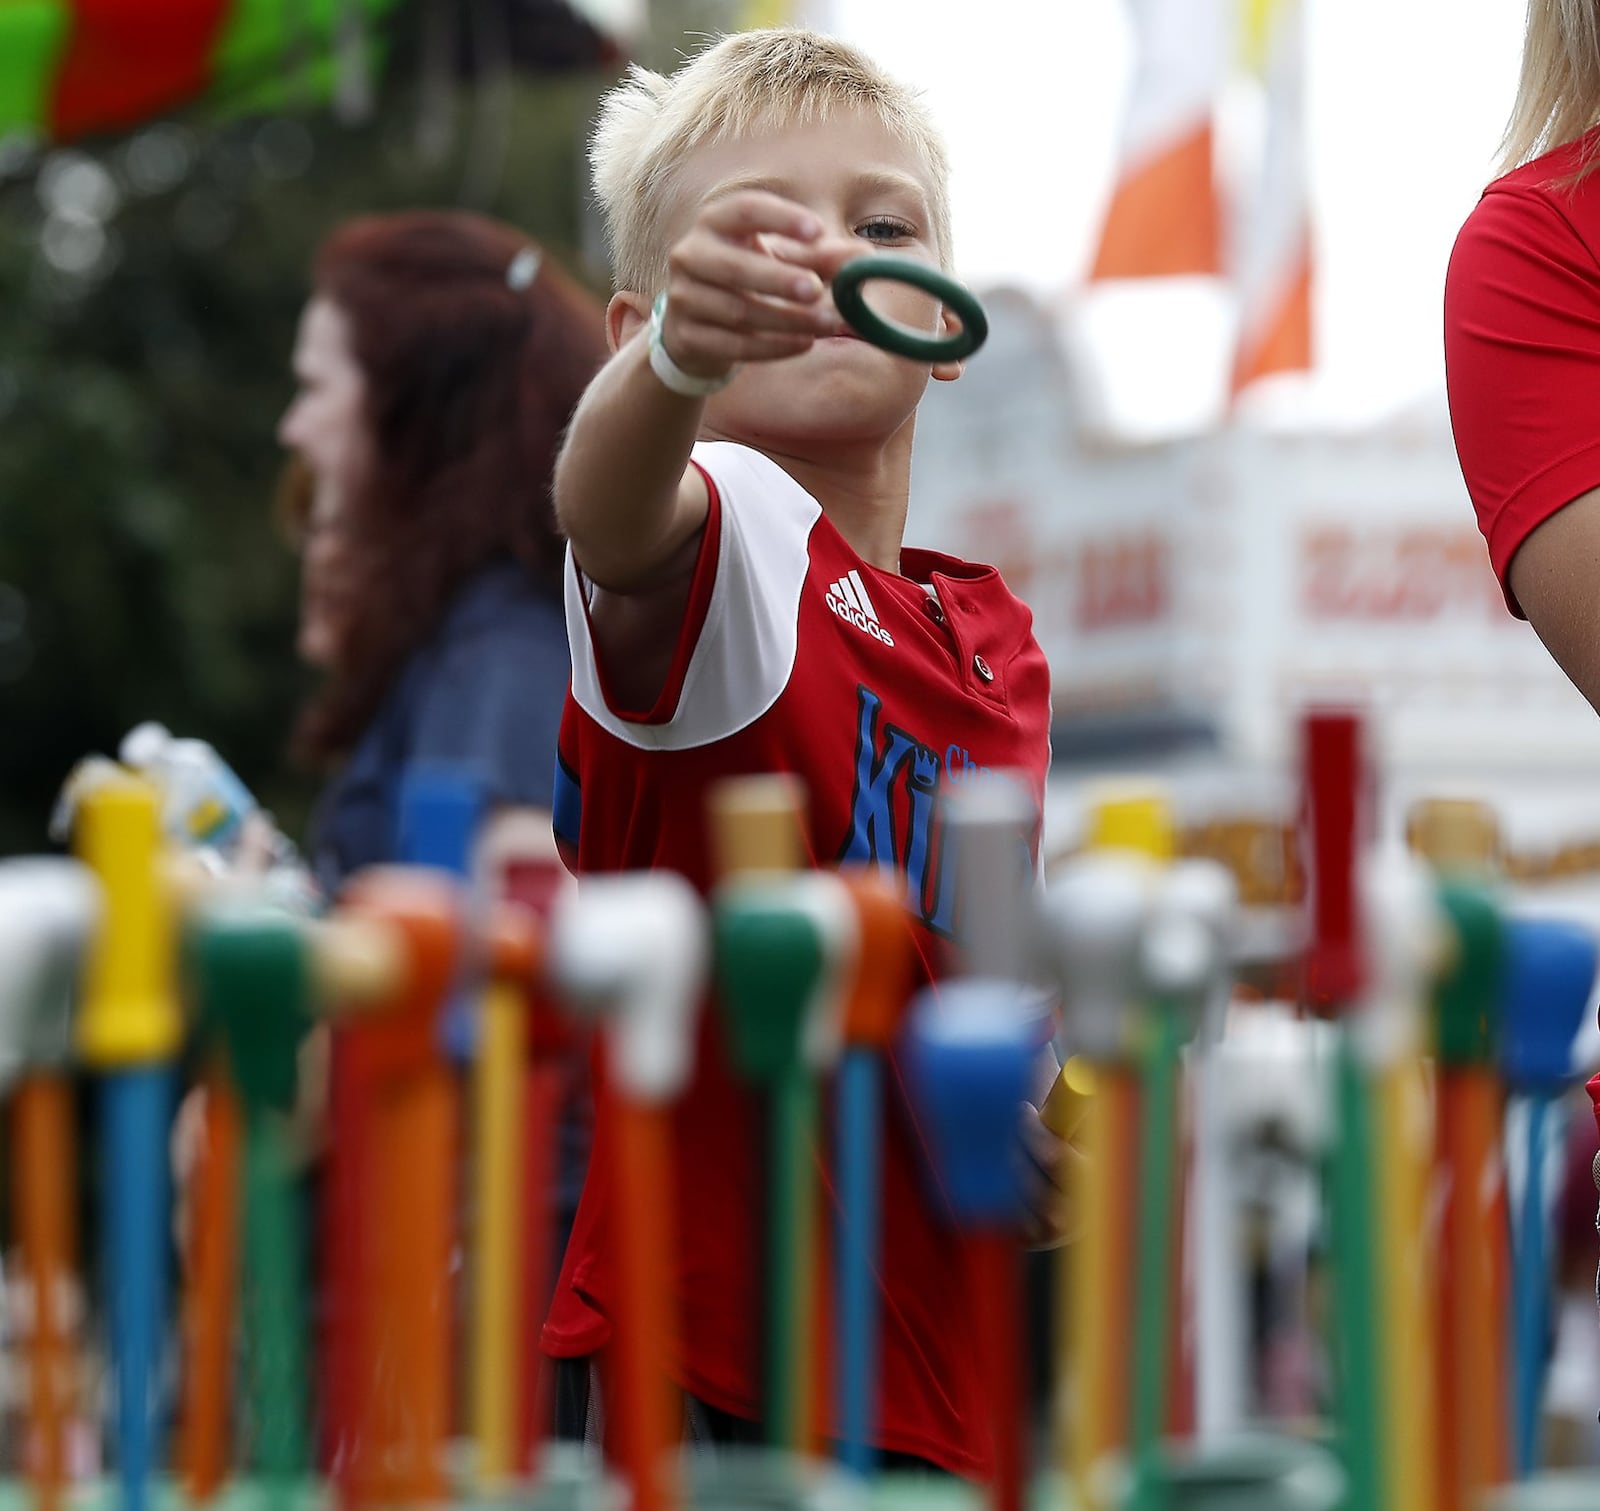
[1091,123,1221,280]
[1231,240,1312,394]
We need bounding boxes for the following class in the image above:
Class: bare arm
[1508,486,1600,714]
[553,191,831,592]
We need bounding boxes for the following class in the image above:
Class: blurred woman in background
[277,209,607,888]
[274,216,606,1460]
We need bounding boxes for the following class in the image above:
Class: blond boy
[543,28,1066,1474]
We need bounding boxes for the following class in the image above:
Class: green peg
[1434,881,1504,1067]
[1423,823,1513,1498]
[715,906,828,1082]
[188,901,314,1495]
[712,875,854,1455]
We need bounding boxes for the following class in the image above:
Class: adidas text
[826,571,894,647]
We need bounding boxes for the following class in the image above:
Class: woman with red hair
[278,210,607,885]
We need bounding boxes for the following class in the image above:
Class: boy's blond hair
[590,28,953,296]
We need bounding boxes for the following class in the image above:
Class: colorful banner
[1229,0,1312,394]
[0,0,403,144]
[1089,0,1225,279]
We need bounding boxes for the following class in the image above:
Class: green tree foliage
[0,68,612,855]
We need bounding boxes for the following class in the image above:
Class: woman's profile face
[278,297,371,512]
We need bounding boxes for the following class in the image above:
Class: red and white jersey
[543,441,1051,1476]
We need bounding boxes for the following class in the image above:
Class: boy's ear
[930,300,966,383]
[607,291,651,353]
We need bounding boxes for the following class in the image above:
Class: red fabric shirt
[541,442,1052,1478]
[1445,130,1600,616]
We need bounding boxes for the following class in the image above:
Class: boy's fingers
[673,235,826,306]
[699,189,822,245]
[669,282,833,338]
[1019,1101,1071,1188]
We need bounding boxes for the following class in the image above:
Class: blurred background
[2,0,1589,867]
[11,0,1600,1471]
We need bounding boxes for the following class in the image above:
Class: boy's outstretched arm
[554,191,831,593]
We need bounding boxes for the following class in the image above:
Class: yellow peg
[1406,797,1500,879]
[75,775,182,1068]
[709,773,809,877]
[73,773,185,1511]
[1055,783,1171,1508]
[1086,783,1175,862]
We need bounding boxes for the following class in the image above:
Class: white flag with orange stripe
[1230,0,1312,395]
[1090,0,1226,279]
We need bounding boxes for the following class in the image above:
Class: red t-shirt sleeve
[1445,183,1600,616]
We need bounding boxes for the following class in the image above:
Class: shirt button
[973,654,994,683]
[924,596,946,624]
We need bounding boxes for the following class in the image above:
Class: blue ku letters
[837,684,1029,936]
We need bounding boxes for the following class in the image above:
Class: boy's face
[662,106,957,452]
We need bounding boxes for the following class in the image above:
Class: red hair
[291,211,606,764]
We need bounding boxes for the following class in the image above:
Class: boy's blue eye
[856,217,915,243]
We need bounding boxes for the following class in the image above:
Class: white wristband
[647,292,738,398]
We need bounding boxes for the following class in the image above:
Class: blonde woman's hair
[590,28,953,295]
[1499,0,1600,178]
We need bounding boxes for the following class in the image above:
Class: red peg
[1300,708,1369,1012]
[496,854,582,1473]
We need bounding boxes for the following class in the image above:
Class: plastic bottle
[118,722,259,853]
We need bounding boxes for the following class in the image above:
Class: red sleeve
[1444,184,1600,617]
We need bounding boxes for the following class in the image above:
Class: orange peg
[837,867,917,1048]
[332,867,463,1509]
[176,1070,242,1500]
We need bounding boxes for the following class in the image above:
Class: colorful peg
[833,867,915,1480]
[0,858,101,1511]
[1301,711,1366,1010]
[1498,917,1597,1477]
[1036,822,1161,1508]
[331,866,463,1508]
[489,843,579,1475]
[708,769,843,1460]
[74,776,184,1511]
[397,764,487,1060]
[470,893,541,1489]
[1356,844,1447,1511]
[928,776,1046,1511]
[187,899,318,1506]
[1128,862,1234,1511]
[712,855,856,1454]
[901,979,1035,1511]
[174,1059,241,1503]
[548,870,708,1511]
[1416,799,1512,1510]
[1173,860,1244,1449]
[1299,708,1382,1511]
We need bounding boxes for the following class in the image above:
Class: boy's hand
[658,190,837,380]
[1018,1100,1082,1250]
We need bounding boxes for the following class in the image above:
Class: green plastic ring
[831,256,988,363]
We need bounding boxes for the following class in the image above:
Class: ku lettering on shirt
[545,441,1051,1478]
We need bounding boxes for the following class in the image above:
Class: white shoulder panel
[566,442,820,751]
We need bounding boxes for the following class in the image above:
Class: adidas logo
[825,569,894,647]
